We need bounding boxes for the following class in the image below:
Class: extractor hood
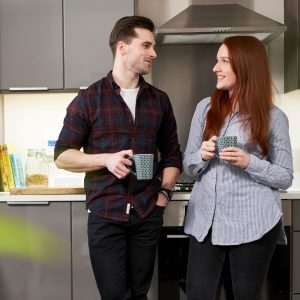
[156,4,287,44]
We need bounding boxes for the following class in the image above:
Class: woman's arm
[183,98,212,177]
[244,107,293,190]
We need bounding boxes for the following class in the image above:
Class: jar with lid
[25,148,49,187]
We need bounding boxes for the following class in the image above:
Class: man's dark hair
[109,16,155,58]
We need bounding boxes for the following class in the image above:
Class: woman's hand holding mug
[200,135,217,161]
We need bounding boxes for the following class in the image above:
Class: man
[54,16,182,300]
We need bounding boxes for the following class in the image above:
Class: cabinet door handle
[79,86,88,90]
[166,234,189,239]
[9,87,49,91]
[7,201,49,205]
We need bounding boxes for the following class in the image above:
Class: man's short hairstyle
[109,16,155,58]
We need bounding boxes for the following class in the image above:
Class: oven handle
[167,234,189,239]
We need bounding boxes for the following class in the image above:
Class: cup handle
[127,157,136,176]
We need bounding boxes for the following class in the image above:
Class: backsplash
[3,92,84,187]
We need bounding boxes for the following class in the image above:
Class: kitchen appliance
[156,4,286,45]
[158,189,189,300]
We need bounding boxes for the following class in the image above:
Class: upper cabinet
[0,0,64,91]
[0,0,134,91]
[64,0,134,89]
[284,0,300,92]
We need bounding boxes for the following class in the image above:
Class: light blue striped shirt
[183,97,293,245]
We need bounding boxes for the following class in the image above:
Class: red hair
[203,36,273,157]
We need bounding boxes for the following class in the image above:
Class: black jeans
[186,221,281,300]
[88,205,164,300]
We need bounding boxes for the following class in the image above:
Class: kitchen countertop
[0,189,300,202]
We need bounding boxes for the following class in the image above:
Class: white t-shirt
[120,87,139,121]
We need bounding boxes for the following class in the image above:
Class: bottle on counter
[25,148,49,187]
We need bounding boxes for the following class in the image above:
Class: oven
[157,183,191,300]
[155,184,292,300]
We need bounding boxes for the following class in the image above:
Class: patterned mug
[128,154,154,180]
[215,136,237,160]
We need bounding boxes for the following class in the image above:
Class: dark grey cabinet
[71,202,100,300]
[0,0,64,90]
[64,0,134,89]
[293,232,300,294]
[293,201,300,296]
[293,201,300,230]
[0,0,134,91]
[0,201,71,300]
[284,0,300,92]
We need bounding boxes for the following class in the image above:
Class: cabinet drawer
[293,295,300,300]
[293,202,300,230]
[0,202,71,300]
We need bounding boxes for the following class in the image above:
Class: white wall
[275,90,300,189]
[3,93,76,163]
[2,93,84,187]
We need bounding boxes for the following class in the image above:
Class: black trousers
[88,206,164,300]
[186,221,281,300]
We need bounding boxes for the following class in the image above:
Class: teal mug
[215,136,237,161]
[127,154,154,180]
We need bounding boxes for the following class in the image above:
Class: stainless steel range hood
[156,4,287,44]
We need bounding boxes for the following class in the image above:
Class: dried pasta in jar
[26,173,49,187]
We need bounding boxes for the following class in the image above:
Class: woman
[183,36,293,300]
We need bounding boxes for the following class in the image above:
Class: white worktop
[0,190,300,203]
[0,192,86,202]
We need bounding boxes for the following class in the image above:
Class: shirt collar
[106,71,148,95]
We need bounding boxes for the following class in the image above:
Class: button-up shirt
[55,71,182,222]
[183,97,293,245]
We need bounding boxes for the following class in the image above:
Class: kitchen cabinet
[293,233,300,293]
[293,201,300,230]
[293,201,300,295]
[71,202,100,300]
[0,201,71,300]
[0,0,134,91]
[293,296,300,300]
[64,0,134,89]
[0,0,63,90]
[284,0,300,92]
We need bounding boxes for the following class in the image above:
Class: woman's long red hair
[203,36,273,157]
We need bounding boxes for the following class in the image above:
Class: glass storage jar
[25,148,49,187]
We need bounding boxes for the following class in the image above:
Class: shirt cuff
[191,150,210,174]
[245,154,265,174]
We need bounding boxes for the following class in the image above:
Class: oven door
[158,226,189,300]
[157,195,189,300]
